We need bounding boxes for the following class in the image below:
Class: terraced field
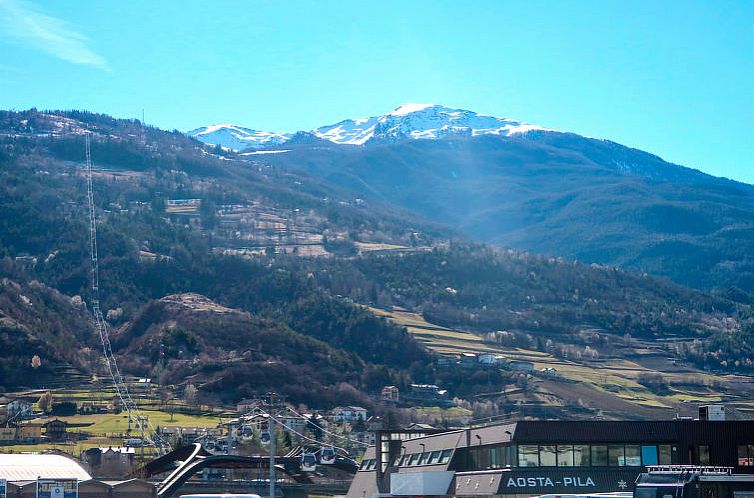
[370,307,754,419]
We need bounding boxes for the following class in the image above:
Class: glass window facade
[608,445,625,466]
[659,445,674,464]
[625,445,642,466]
[399,442,686,471]
[738,445,754,466]
[574,444,590,466]
[557,445,574,466]
[592,445,608,466]
[699,445,710,465]
[519,445,539,467]
[539,445,557,466]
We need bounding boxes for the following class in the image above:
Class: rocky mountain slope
[263,129,754,293]
[189,104,754,293]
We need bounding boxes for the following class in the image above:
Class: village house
[4,398,33,420]
[509,360,535,372]
[381,385,400,403]
[81,446,136,478]
[460,352,478,368]
[0,425,17,443]
[478,353,507,365]
[436,355,458,367]
[43,418,68,442]
[17,424,42,443]
[279,414,308,433]
[331,406,368,423]
[240,412,270,431]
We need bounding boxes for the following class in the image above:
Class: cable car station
[346,415,754,498]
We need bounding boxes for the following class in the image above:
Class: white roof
[0,454,91,481]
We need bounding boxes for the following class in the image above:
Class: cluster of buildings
[435,352,543,374]
[0,419,71,444]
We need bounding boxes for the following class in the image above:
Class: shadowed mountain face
[264,132,754,292]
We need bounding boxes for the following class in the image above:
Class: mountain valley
[0,108,752,421]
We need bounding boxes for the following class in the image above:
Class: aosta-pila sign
[504,476,596,488]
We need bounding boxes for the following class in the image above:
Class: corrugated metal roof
[0,454,91,481]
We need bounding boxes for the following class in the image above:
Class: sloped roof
[0,454,91,481]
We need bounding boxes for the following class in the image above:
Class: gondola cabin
[322,446,336,465]
[302,452,318,472]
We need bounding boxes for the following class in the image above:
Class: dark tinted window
[609,445,625,466]
[574,444,590,466]
[592,445,608,466]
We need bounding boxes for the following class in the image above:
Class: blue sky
[0,0,752,183]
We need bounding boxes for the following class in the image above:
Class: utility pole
[139,415,146,460]
[268,392,278,498]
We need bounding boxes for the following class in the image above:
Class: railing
[646,465,732,475]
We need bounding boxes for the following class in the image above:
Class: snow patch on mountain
[187,104,552,150]
[312,104,552,145]
[187,124,291,151]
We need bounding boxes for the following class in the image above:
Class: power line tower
[84,133,169,454]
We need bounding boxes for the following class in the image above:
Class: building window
[557,445,574,466]
[574,444,590,466]
[519,445,539,467]
[427,450,441,464]
[407,453,419,466]
[658,445,671,464]
[418,452,430,465]
[608,445,625,466]
[738,445,754,466]
[540,445,557,466]
[591,445,608,466]
[438,449,453,464]
[699,445,710,465]
[624,445,641,466]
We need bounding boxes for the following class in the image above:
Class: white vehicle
[180,495,262,498]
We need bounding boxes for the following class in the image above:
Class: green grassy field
[0,384,230,456]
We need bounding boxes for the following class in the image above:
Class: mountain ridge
[187,103,552,150]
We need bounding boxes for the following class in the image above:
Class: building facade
[347,419,754,498]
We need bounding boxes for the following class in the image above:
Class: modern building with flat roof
[346,417,754,498]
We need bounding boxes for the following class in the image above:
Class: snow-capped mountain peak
[187,104,552,150]
[313,104,551,145]
[389,103,437,116]
[187,124,291,151]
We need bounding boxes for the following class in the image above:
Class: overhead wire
[84,132,170,453]
[258,409,350,455]
[284,405,369,448]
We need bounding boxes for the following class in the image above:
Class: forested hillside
[0,110,751,414]
[264,132,754,293]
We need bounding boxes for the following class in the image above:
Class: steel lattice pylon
[85,133,170,453]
